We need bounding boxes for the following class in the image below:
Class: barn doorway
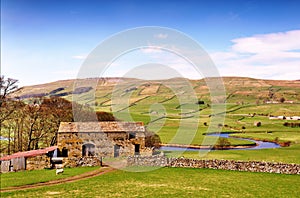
[82,143,95,157]
[62,147,68,157]
[135,144,140,155]
[114,145,120,157]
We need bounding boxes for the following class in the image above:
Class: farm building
[0,121,153,171]
[0,146,57,173]
[56,121,153,167]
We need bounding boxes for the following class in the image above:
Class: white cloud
[231,30,300,53]
[210,30,300,80]
[72,30,300,81]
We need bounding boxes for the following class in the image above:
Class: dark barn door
[135,144,140,155]
[114,145,120,157]
[82,143,95,157]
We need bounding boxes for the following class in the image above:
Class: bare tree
[0,76,18,107]
[0,76,19,136]
[41,97,73,145]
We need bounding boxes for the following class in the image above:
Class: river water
[160,133,281,151]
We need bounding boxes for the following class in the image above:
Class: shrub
[279,97,285,103]
[217,138,231,149]
[145,130,161,148]
[197,100,205,105]
[254,122,261,127]
[96,111,116,121]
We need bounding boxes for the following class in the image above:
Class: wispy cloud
[72,30,300,80]
[210,30,300,80]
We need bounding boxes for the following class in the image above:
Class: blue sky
[1,0,300,86]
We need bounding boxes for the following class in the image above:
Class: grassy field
[165,144,300,164]
[0,166,99,189]
[161,119,300,164]
[2,77,299,197]
[1,167,300,197]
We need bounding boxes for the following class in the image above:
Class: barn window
[82,143,95,157]
[129,132,136,139]
[114,145,121,157]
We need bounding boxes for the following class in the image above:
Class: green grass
[229,104,300,116]
[116,96,300,164]
[2,167,300,197]
[231,132,300,143]
[165,144,300,164]
[0,166,99,189]
[160,118,300,164]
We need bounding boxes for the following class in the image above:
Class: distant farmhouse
[1,121,153,172]
[269,116,300,120]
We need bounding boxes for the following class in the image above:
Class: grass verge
[1,167,300,197]
[0,166,99,189]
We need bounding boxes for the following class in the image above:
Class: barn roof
[58,122,145,133]
[0,146,57,161]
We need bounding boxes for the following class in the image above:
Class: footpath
[1,167,115,193]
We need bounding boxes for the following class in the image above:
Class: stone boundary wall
[127,155,300,175]
[64,157,102,168]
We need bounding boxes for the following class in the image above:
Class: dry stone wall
[26,155,52,170]
[127,155,300,175]
[64,157,102,167]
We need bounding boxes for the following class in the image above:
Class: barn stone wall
[26,155,52,170]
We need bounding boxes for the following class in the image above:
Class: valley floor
[1,167,300,197]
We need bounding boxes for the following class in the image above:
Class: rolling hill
[5,77,300,163]
[11,77,300,107]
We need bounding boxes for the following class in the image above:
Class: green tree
[217,138,231,149]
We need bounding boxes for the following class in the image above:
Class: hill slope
[11,77,300,105]
[6,77,300,163]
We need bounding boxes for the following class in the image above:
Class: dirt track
[1,167,115,193]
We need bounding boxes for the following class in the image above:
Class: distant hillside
[6,76,300,149]
[10,77,300,106]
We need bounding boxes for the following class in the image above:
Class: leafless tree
[0,76,19,138]
[0,76,18,106]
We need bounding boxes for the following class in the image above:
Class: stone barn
[57,122,152,163]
